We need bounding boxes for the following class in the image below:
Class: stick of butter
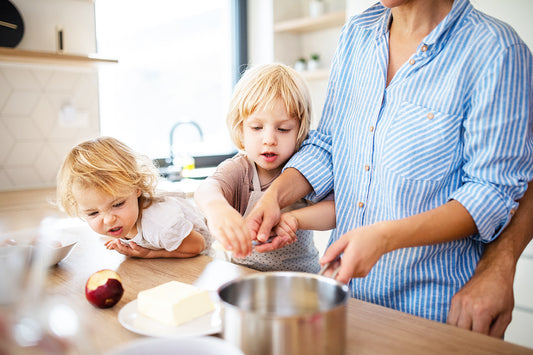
[137,281,215,327]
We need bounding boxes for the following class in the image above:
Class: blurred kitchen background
[0,0,531,348]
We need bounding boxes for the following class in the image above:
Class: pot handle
[318,259,341,279]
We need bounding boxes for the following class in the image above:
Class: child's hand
[253,213,298,253]
[273,212,298,246]
[207,205,252,258]
[319,222,390,284]
[105,239,151,258]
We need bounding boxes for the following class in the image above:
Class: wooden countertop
[1,188,532,354]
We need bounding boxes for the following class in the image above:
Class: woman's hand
[246,192,284,253]
[320,222,391,284]
[246,191,281,243]
[247,167,313,253]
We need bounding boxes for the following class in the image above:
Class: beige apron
[232,162,320,273]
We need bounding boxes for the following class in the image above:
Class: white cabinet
[506,251,533,349]
[273,8,345,80]
[272,0,346,127]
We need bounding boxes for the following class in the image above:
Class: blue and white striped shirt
[287,0,533,322]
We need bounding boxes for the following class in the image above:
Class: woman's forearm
[382,199,478,253]
[269,167,313,209]
[383,181,533,258]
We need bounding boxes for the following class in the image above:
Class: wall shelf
[0,47,118,66]
[274,10,346,33]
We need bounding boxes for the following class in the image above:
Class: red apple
[85,269,124,308]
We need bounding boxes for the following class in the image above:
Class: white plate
[118,293,222,338]
[108,336,244,355]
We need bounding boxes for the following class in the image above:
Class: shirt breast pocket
[382,101,461,182]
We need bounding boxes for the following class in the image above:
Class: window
[95,0,245,160]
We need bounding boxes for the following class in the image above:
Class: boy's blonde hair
[56,136,159,217]
[227,63,312,151]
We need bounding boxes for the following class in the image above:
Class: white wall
[0,0,100,191]
[471,0,533,50]
[247,0,274,65]
[11,0,96,54]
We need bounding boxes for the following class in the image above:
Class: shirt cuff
[450,183,518,242]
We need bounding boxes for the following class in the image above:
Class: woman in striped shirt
[248,0,533,329]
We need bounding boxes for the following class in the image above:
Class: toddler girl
[57,136,212,258]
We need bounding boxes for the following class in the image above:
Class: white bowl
[1,227,78,267]
[108,336,244,355]
[45,240,77,266]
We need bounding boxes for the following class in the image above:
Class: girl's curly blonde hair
[56,136,159,217]
[226,63,312,151]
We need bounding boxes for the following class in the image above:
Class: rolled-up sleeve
[286,130,335,201]
[450,43,533,242]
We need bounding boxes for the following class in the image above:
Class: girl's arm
[320,199,477,283]
[105,229,205,258]
[194,178,252,258]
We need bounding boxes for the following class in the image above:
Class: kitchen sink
[154,151,237,182]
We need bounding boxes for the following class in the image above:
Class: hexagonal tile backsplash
[0,63,100,191]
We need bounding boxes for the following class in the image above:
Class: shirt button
[358,202,364,208]
[409,59,415,65]
[510,209,516,216]
[427,112,434,120]
[421,45,428,52]
[364,165,370,171]
[369,126,375,132]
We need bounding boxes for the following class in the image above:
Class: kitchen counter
[1,188,532,354]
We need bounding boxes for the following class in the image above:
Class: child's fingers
[281,225,297,242]
[216,225,252,258]
[105,239,119,249]
[215,232,233,251]
[233,224,252,257]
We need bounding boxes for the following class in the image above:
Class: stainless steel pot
[217,272,348,355]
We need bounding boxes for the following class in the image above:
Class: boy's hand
[207,205,252,258]
[249,212,297,253]
[273,212,298,245]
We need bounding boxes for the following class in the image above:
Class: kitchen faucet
[169,120,204,164]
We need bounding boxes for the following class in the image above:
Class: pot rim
[217,271,349,318]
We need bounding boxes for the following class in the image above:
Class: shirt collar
[423,0,472,47]
[374,0,473,49]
